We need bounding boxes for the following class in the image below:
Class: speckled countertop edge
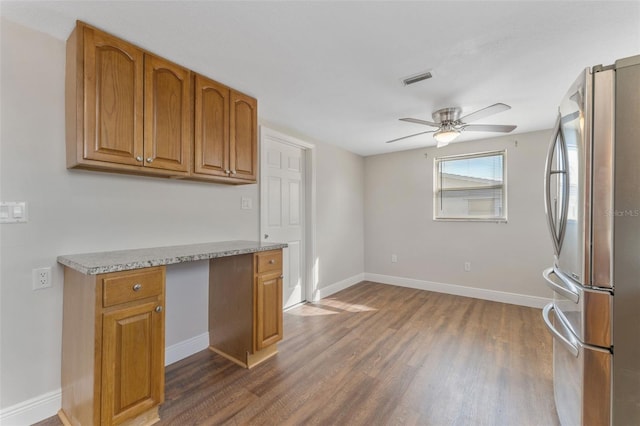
[57,240,288,275]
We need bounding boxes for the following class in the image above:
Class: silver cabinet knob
[155,306,163,313]
[136,156,143,162]
[132,283,142,292]
[269,259,275,264]
[280,275,284,279]
[146,157,153,163]
[231,170,237,175]
[264,234,269,239]
[224,169,231,175]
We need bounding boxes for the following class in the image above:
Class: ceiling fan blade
[399,117,439,127]
[386,130,435,143]
[463,124,517,133]
[460,103,511,123]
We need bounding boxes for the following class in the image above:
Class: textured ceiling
[2,1,639,156]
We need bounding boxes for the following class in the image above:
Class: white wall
[364,131,555,303]
[0,18,366,420]
[315,141,365,291]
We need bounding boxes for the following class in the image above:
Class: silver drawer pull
[132,283,142,292]
[269,259,275,264]
[155,306,163,313]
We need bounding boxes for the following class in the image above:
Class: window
[434,150,507,221]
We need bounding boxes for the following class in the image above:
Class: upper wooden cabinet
[194,75,230,178]
[193,74,257,183]
[66,21,256,183]
[72,24,145,168]
[67,22,191,176]
[144,54,191,173]
[230,91,258,182]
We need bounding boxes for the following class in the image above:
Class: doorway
[260,127,316,309]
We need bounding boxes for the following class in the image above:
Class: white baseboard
[314,273,365,301]
[0,388,60,426]
[165,332,210,366]
[364,273,551,309]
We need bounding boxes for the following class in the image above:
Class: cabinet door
[102,300,164,425]
[144,54,191,172]
[194,74,230,178]
[254,272,283,351]
[230,90,258,181]
[83,25,144,166]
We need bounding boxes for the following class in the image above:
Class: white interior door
[261,137,305,308]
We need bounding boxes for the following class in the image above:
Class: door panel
[194,75,230,177]
[255,272,283,350]
[144,54,191,172]
[83,26,144,165]
[261,138,305,308]
[286,240,302,307]
[267,176,282,227]
[102,301,164,425]
[230,91,257,180]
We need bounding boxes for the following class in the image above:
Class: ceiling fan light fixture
[433,127,460,147]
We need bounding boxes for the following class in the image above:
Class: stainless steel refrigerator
[542,54,640,425]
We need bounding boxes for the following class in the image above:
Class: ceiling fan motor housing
[432,107,462,124]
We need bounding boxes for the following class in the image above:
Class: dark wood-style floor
[36,281,559,425]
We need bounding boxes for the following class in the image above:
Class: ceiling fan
[387,103,517,147]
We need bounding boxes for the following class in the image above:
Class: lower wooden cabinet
[59,266,165,426]
[209,250,283,368]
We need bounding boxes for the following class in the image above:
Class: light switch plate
[0,202,28,223]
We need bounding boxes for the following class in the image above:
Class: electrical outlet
[241,197,252,210]
[32,267,52,290]
[464,262,471,272]
[391,254,398,263]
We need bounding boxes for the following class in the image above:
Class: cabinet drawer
[256,250,282,274]
[102,268,164,307]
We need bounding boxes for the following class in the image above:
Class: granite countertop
[57,240,288,275]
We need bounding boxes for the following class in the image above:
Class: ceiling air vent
[402,71,433,86]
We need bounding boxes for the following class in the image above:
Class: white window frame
[433,150,508,222]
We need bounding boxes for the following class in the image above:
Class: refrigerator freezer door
[543,304,612,426]
[543,267,612,348]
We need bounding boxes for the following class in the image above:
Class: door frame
[259,126,317,304]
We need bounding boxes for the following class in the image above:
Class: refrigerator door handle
[544,115,570,255]
[542,267,580,303]
[542,303,579,357]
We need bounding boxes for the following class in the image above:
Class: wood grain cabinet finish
[254,271,283,351]
[193,75,230,179]
[229,90,258,182]
[67,21,257,184]
[193,74,257,183]
[59,266,165,426]
[67,22,191,176]
[143,54,191,173]
[209,250,283,368]
[69,23,144,168]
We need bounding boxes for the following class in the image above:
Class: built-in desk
[57,240,286,426]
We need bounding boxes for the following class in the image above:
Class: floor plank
[34,281,559,425]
